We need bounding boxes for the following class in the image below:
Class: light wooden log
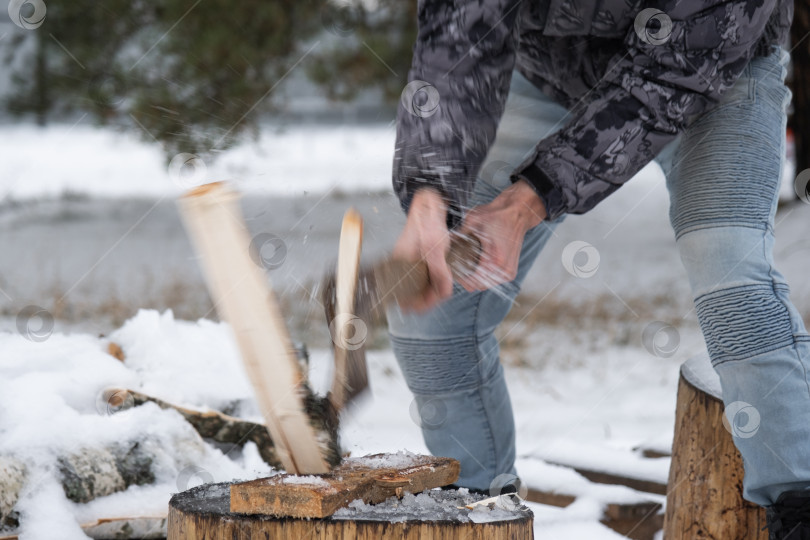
[178,182,328,474]
[663,374,767,539]
[230,454,460,518]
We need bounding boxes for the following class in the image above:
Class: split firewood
[178,182,332,474]
[229,453,460,518]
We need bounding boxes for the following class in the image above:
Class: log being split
[230,453,460,518]
[178,182,333,474]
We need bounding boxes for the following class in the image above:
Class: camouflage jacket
[392,0,793,225]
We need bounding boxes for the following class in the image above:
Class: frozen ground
[0,122,808,539]
[0,310,675,539]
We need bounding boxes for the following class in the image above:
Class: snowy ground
[1,122,808,539]
[0,310,674,539]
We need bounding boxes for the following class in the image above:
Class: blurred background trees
[1,0,414,158]
[3,0,805,182]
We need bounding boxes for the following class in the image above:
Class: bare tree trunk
[789,4,810,177]
[34,31,48,126]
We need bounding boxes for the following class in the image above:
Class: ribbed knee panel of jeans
[696,283,795,366]
[390,334,483,394]
[390,331,517,491]
[676,223,799,367]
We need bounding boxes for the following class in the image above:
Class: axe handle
[374,234,482,306]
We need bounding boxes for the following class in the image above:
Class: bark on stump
[168,483,534,540]
[664,366,767,539]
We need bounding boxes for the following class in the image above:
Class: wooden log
[178,182,330,474]
[525,487,663,540]
[168,481,533,540]
[230,453,460,518]
[663,373,767,539]
[101,388,277,462]
[540,460,668,496]
[100,386,339,470]
[603,501,663,540]
[0,516,168,540]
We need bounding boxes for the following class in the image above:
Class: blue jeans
[388,48,810,506]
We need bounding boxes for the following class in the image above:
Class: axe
[322,209,482,411]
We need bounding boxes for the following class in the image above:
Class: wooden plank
[178,182,328,475]
[638,448,671,459]
[230,453,460,518]
[525,488,576,508]
[632,443,672,459]
[603,502,663,540]
[525,487,662,540]
[541,461,667,496]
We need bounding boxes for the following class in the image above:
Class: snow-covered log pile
[0,309,329,539]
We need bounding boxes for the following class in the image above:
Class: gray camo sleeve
[514,0,781,220]
[392,0,522,228]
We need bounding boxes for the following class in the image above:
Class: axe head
[322,269,370,410]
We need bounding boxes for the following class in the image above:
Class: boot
[766,490,810,539]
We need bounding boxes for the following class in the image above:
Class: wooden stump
[168,482,534,540]
[664,361,767,539]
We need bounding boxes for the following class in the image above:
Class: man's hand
[457,180,546,292]
[393,188,453,312]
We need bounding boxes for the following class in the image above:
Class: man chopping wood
[387,0,809,537]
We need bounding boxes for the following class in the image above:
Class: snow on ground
[0,122,395,200]
[0,312,274,539]
[1,310,674,539]
[0,121,808,538]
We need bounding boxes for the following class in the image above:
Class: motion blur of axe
[322,208,482,412]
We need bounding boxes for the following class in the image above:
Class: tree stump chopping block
[168,454,534,540]
[664,352,767,539]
